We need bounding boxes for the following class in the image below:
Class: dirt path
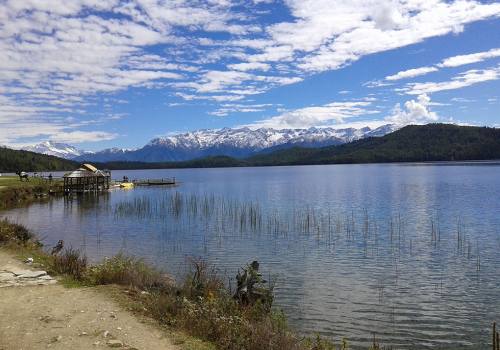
[0,250,179,350]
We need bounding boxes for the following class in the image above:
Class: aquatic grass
[111,191,488,263]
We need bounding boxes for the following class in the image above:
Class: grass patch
[86,254,169,290]
[0,176,63,210]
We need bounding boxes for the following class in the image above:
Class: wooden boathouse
[63,164,111,194]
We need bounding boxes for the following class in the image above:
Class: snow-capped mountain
[75,124,398,162]
[22,141,91,159]
[73,147,134,162]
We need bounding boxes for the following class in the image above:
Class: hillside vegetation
[98,124,500,169]
[2,124,499,171]
[247,124,500,166]
[0,147,77,172]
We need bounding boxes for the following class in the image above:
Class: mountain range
[22,141,90,159]
[3,124,499,172]
[22,124,398,162]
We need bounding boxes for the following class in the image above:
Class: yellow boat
[119,182,134,189]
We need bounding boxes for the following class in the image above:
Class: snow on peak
[22,141,91,159]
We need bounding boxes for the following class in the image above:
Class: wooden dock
[132,178,176,186]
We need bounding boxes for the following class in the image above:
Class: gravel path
[0,250,178,350]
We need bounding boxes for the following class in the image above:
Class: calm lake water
[2,163,500,349]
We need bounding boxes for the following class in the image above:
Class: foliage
[51,247,88,280]
[0,146,77,172]
[0,218,34,245]
[248,124,500,165]
[0,177,63,209]
[86,254,169,290]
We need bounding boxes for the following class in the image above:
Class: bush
[0,219,34,244]
[51,247,88,280]
[86,254,169,290]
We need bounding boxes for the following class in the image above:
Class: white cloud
[227,62,271,71]
[386,94,439,125]
[1,1,500,145]
[439,48,500,68]
[49,131,118,144]
[290,1,500,72]
[386,66,438,81]
[0,0,267,145]
[208,103,274,117]
[383,47,500,82]
[247,100,378,129]
[404,65,500,95]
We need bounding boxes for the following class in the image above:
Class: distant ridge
[94,124,500,169]
[246,124,500,166]
[4,124,498,172]
[22,141,90,159]
[0,146,77,172]
[74,124,397,162]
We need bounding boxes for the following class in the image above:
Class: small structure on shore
[63,164,111,194]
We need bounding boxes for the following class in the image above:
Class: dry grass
[85,254,170,290]
[51,247,88,280]
[0,218,35,244]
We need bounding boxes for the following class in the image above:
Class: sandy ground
[0,250,179,350]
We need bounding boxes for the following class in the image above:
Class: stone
[50,335,62,343]
[4,267,31,276]
[106,339,124,348]
[39,275,54,280]
[0,272,15,281]
[18,271,47,278]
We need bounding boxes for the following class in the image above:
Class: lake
[2,163,500,349]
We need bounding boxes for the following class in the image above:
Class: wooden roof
[81,163,98,172]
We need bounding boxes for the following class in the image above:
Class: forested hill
[0,147,77,172]
[1,124,499,172]
[246,124,500,166]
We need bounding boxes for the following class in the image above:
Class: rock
[18,271,47,278]
[103,330,110,338]
[38,275,54,280]
[106,339,124,348]
[0,272,15,281]
[79,331,88,336]
[50,335,62,343]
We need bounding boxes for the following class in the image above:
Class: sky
[0,0,499,151]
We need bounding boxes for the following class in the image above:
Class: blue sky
[0,0,499,150]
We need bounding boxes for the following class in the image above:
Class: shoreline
[0,179,341,350]
[1,176,498,350]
